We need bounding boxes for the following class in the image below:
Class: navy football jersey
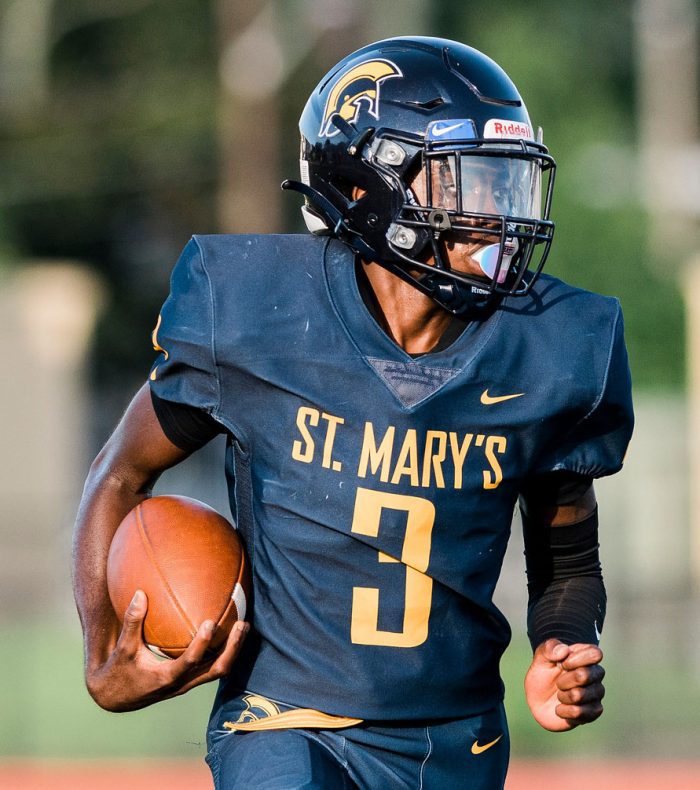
[149,234,633,720]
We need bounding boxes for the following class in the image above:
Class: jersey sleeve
[150,390,225,452]
[532,303,634,479]
[148,237,220,414]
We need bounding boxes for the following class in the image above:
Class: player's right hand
[86,590,249,712]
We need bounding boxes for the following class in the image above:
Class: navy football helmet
[283,36,556,316]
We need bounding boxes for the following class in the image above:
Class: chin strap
[420,276,500,318]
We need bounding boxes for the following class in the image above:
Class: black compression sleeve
[523,508,607,650]
[150,389,225,452]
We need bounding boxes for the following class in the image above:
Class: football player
[73,37,633,789]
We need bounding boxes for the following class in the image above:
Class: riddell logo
[484,118,533,140]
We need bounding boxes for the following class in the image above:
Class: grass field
[2,616,699,768]
[0,619,213,759]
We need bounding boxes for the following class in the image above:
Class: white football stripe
[232,582,247,622]
[147,644,174,660]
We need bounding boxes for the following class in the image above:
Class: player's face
[429,157,511,215]
[411,154,541,280]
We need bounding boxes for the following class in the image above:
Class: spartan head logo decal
[319,59,402,138]
[234,694,281,725]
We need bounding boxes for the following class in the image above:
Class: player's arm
[72,383,248,712]
[518,474,606,732]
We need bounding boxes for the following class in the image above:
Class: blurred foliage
[432,0,685,390]
[0,0,688,421]
[0,0,221,417]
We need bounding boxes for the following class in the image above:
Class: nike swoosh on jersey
[471,735,503,755]
[480,389,524,405]
[431,121,465,137]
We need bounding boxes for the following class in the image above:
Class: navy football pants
[206,694,509,789]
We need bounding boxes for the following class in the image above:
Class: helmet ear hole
[328,175,362,202]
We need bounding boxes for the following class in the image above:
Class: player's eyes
[435,165,457,204]
[438,165,454,186]
[493,187,510,208]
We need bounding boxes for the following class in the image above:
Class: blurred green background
[1,0,698,771]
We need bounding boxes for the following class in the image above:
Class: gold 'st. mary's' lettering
[423,430,447,488]
[449,432,473,489]
[357,422,395,482]
[483,435,506,489]
[291,406,319,462]
[356,421,507,491]
[390,428,419,486]
[291,406,345,471]
[290,407,508,491]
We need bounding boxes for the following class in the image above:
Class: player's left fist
[524,639,605,732]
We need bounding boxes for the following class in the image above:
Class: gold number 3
[350,487,435,648]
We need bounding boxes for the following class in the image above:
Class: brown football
[107,495,250,658]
